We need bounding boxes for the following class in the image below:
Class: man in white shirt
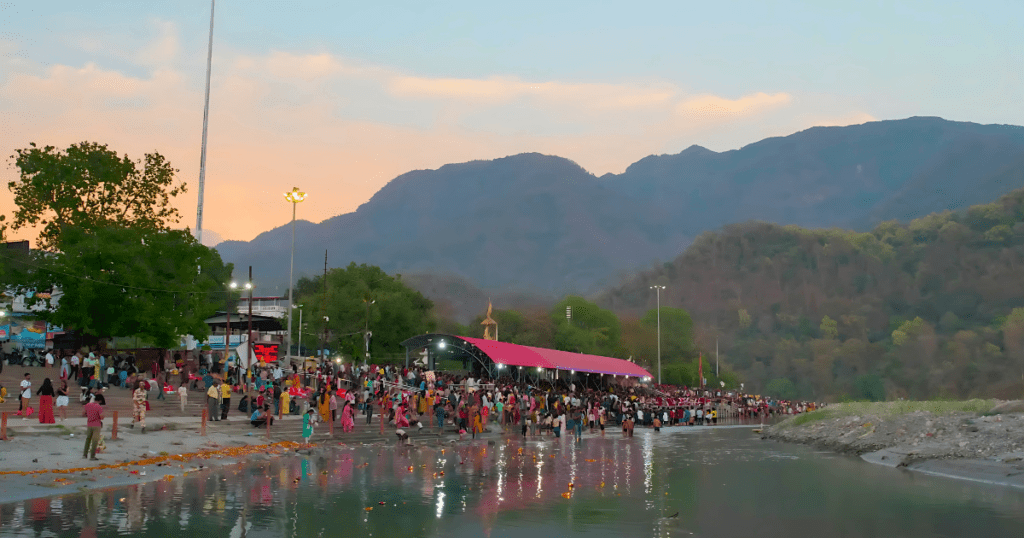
[45,350,55,368]
[18,373,33,416]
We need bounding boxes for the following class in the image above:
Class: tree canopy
[21,226,231,348]
[294,263,434,360]
[8,142,186,250]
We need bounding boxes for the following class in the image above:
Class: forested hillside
[599,188,1024,401]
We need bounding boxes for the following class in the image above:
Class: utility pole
[650,285,666,385]
[319,251,328,364]
[246,266,253,399]
[716,337,719,378]
[194,0,216,243]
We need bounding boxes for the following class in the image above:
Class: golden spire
[481,299,498,340]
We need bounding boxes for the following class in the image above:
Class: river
[2,426,1023,537]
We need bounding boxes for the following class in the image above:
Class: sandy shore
[763,400,1024,489]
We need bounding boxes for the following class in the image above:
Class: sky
[2,0,1023,246]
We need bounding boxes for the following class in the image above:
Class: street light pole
[296,305,303,361]
[226,281,237,360]
[283,188,306,365]
[650,285,666,385]
[363,297,375,366]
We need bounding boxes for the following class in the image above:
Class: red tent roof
[459,336,651,378]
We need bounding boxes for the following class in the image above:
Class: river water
[3,426,1024,537]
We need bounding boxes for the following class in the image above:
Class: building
[235,296,289,319]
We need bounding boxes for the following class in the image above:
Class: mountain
[214,117,1024,302]
[596,187,1024,400]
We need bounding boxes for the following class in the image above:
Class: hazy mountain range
[214,116,1024,317]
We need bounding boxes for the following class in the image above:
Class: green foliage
[295,263,434,358]
[853,374,886,401]
[640,306,694,360]
[551,296,621,356]
[25,226,230,348]
[8,142,185,250]
[820,315,838,339]
[766,378,798,400]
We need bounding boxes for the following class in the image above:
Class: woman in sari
[341,400,355,433]
[317,389,331,424]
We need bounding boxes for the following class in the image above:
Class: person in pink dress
[396,403,410,428]
[341,400,355,433]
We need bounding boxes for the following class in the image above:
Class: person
[54,380,69,422]
[329,391,338,423]
[45,349,54,369]
[90,386,107,405]
[302,408,315,443]
[17,373,33,417]
[251,404,273,428]
[317,389,330,424]
[36,378,56,424]
[341,400,355,433]
[178,383,188,412]
[653,415,662,433]
[130,381,146,432]
[220,379,231,420]
[280,388,290,419]
[207,380,221,422]
[82,397,104,460]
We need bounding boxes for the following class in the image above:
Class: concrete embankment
[763,400,1024,488]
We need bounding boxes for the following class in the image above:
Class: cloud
[676,92,793,121]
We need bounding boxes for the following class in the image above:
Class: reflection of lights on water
[435,491,445,518]
[644,434,654,495]
[535,449,544,498]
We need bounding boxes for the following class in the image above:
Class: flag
[698,352,703,388]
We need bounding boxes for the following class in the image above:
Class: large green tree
[551,296,621,357]
[295,263,434,360]
[8,142,185,250]
[640,306,694,361]
[25,226,232,348]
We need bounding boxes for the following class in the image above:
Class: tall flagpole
[195,0,216,243]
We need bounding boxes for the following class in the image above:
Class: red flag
[698,352,703,388]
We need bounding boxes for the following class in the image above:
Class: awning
[401,333,652,378]
[458,336,556,369]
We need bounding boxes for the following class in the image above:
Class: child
[302,408,315,444]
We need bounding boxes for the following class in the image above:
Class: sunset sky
[2,0,1022,246]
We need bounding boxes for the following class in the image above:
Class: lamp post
[284,187,306,364]
[245,268,253,372]
[363,297,375,366]
[650,285,666,385]
[296,304,303,360]
[226,281,237,360]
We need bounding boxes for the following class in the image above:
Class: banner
[201,335,246,350]
[10,320,47,348]
[0,324,8,339]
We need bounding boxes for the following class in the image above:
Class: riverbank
[763,399,1024,488]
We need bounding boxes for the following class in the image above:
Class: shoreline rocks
[763,401,1024,487]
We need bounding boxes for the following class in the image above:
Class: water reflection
[2,429,1024,537]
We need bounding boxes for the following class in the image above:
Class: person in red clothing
[82,399,104,460]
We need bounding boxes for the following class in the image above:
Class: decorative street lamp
[284,187,307,364]
[650,285,666,385]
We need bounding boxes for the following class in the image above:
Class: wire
[0,250,233,296]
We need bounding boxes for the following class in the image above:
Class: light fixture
[245,282,252,289]
[229,282,237,289]
[438,340,446,349]
[536,367,542,372]
[284,187,307,204]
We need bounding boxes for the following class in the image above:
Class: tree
[295,263,434,360]
[640,306,694,361]
[26,226,231,348]
[1002,308,1024,397]
[551,296,621,357]
[853,374,886,401]
[8,142,186,250]
[766,378,798,400]
[820,315,838,339]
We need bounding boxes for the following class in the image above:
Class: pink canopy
[458,336,652,378]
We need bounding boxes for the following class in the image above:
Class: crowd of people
[3,346,826,448]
